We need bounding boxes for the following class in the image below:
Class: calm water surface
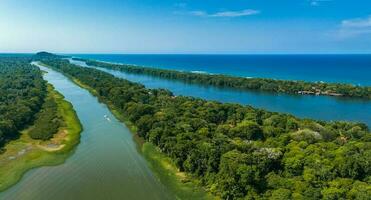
[70,59,371,127]
[0,63,173,200]
[70,54,371,86]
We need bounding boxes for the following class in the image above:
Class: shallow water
[70,59,371,127]
[0,64,173,200]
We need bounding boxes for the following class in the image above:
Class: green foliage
[28,96,61,140]
[0,85,82,192]
[44,59,371,199]
[0,57,46,146]
[33,52,63,60]
[82,59,371,99]
[230,121,263,140]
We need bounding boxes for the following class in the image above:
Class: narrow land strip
[0,84,82,191]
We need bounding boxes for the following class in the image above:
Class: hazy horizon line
[1,52,371,55]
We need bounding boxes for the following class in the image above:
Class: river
[70,59,371,127]
[0,64,174,199]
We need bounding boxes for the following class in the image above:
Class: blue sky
[0,0,371,53]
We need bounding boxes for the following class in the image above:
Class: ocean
[70,54,371,86]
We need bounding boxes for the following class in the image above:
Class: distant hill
[33,52,67,60]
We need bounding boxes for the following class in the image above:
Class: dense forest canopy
[43,59,371,199]
[28,89,61,140]
[0,57,47,147]
[80,59,371,99]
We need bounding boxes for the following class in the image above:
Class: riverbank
[108,104,215,200]
[0,84,82,192]
[42,62,216,199]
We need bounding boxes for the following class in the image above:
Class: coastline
[67,58,371,128]
[77,58,371,99]
[48,62,216,199]
[0,84,82,192]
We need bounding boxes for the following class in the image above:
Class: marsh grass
[0,85,82,191]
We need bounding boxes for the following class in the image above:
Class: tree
[230,120,263,140]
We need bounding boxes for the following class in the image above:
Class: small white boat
[104,115,111,121]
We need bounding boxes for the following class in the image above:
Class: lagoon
[70,59,371,127]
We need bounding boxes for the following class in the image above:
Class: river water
[0,64,174,199]
[70,59,371,127]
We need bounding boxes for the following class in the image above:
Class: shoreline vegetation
[40,57,370,199]
[0,57,46,148]
[38,61,215,199]
[75,58,371,99]
[0,84,82,192]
